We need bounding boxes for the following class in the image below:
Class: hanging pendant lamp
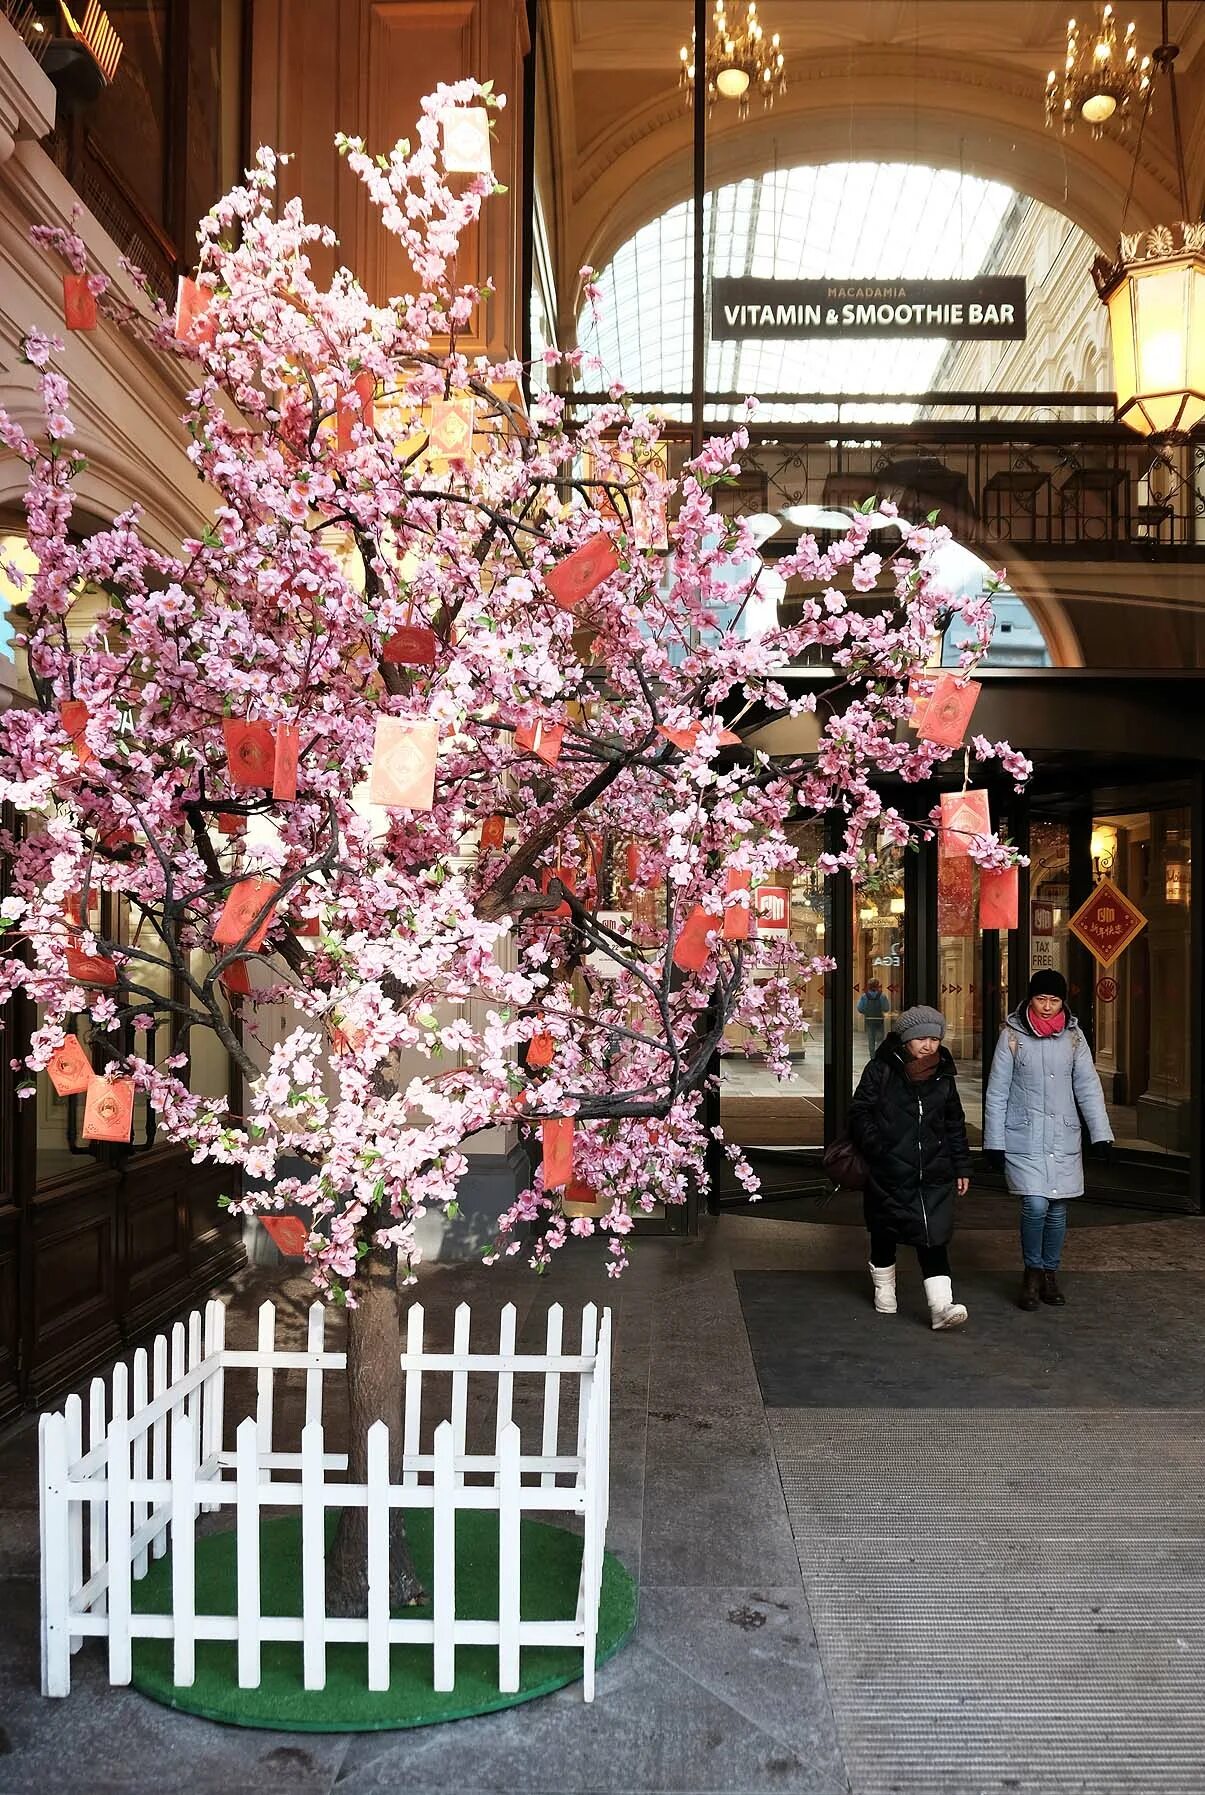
[1090,4,1205,435]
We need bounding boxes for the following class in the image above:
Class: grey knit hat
[895,1004,946,1042]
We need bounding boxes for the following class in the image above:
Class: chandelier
[1045,4,1151,135]
[679,0,786,119]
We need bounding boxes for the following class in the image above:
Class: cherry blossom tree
[0,80,1027,1608]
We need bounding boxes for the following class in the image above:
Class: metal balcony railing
[567,391,1205,556]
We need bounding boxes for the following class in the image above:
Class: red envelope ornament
[63,273,97,331]
[918,675,981,749]
[46,1034,93,1097]
[937,855,975,939]
[540,867,576,920]
[174,276,214,347]
[213,877,279,951]
[939,789,991,858]
[541,1117,574,1189]
[657,721,742,753]
[336,371,375,453]
[673,904,718,973]
[82,1076,135,1143]
[527,1030,555,1068]
[383,624,437,667]
[217,812,244,836]
[272,723,299,802]
[59,699,94,764]
[64,890,99,928]
[980,865,1020,931]
[724,869,752,941]
[99,826,135,854]
[480,813,506,851]
[906,678,930,730]
[223,718,276,789]
[514,717,564,766]
[220,958,252,997]
[544,536,620,613]
[426,399,476,465]
[563,1179,607,1218]
[260,1215,309,1257]
[440,107,492,174]
[65,944,118,987]
[368,716,438,810]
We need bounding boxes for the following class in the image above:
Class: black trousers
[869,1228,950,1279]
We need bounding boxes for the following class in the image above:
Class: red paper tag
[918,675,981,749]
[174,276,214,347]
[440,107,493,174]
[937,856,975,938]
[63,273,97,331]
[368,716,438,810]
[46,1034,92,1096]
[427,398,476,464]
[980,865,1019,931]
[336,370,375,452]
[220,958,252,997]
[657,721,742,752]
[287,911,321,937]
[540,867,577,920]
[541,1117,574,1189]
[563,1178,606,1217]
[544,536,620,613]
[223,718,276,788]
[480,813,506,850]
[213,876,279,951]
[64,890,99,928]
[907,678,930,730]
[261,1215,309,1257]
[514,717,564,766]
[65,944,118,987]
[59,699,93,763]
[272,723,299,801]
[217,812,244,836]
[527,1030,555,1068]
[939,789,992,858]
[673,904,718,972]
[383,625,437,666]
[82,1076,134,1142]
[99,826,134,854]
[723,869,752,940]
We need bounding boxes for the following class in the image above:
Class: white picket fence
[40,1297,613,1702]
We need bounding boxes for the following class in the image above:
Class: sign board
[1096,976,1118,1004]
[755,885,790,933]
[1068,876,1148,968]
[711,277,1027,341]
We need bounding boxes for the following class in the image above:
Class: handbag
[823,1130,869,1192]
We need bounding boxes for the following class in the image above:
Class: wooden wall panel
[250,0,528,356]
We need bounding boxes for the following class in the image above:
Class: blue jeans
[1020,1193,1069,1270]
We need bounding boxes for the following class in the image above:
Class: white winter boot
[923,1274,968,1331]
[869,1262,897,1314]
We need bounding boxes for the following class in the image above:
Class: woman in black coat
[848,1004,972,1330]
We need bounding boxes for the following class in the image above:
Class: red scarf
[1028,1005,1067,1038]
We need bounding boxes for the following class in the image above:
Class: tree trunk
[326,1242,425,1614]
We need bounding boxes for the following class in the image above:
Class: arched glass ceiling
[578,162,1024,421]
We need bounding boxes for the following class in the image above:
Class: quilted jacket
[983,1007,1113,1199]
[848,1034,971,1248]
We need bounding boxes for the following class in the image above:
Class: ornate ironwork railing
[566,392,1205,555]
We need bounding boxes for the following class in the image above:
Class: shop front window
[852,848,905,1087]
[1091,806,1191,1157]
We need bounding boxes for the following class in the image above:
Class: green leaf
[445,1199,460,1220]
[926,508,941,525]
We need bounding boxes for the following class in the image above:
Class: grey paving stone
[332,1633,846,1794]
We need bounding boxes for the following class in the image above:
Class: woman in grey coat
[984,969,1113,1310]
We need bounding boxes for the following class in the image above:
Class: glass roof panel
[579,161,1025,415]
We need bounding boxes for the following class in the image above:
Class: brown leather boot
[1041,1270,1066,1306]
[1018,1267,1042,1311]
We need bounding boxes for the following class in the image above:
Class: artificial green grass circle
[128,1510,637,1730]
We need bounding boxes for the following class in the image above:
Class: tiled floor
[1,1194,1202,1793]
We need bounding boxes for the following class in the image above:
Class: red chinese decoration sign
[1068,876,1148,968]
